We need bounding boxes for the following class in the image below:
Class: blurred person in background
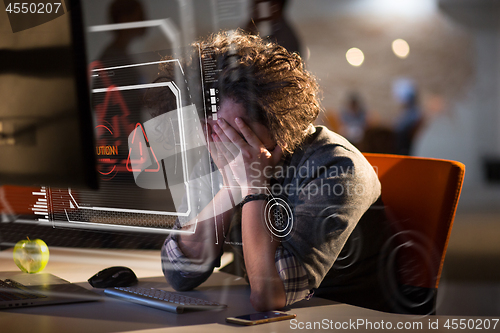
[394,90,423,155]
[339,92,368,147]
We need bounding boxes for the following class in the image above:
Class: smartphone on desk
[226,311,296,326]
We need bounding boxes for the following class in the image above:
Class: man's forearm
[177,186,235,263]
[241,200,287,311]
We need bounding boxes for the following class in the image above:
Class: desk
[0,247,496,332]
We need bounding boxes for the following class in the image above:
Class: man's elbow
[249,290,286,312]
[163,265,210,292]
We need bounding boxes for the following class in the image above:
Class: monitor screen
[0,0,98,189]
[0,0,248,245]
[46,1,211,234]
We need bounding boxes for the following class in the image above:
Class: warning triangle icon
[126,123,160,173]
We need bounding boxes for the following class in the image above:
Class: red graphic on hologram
[126,123,160,173]
[95,124,117,177]
[90,60,139,179]
[90,60,135,141]
[93,85,134,141]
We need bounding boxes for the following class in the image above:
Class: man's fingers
[207,135,218,156]
[234,117,263,149]
[213,122,240,156]
[213,133,236,165]
[211,134,227,164]
[217,118,251,150]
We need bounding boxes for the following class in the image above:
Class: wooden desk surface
[0,247,496,333]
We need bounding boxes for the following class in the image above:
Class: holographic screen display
[47,18,213,234]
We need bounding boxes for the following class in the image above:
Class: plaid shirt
[164,235,312,305]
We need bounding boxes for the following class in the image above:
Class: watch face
[273,205,286,228]
[265,197,294,241]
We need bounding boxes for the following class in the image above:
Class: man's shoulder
[288,125,381,197]
[310,125,354,147]
[293,125,367,168]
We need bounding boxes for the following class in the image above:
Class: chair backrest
[363,153,465,290]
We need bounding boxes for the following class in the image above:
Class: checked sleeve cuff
[275,245,313,305]
[163,234,209,279]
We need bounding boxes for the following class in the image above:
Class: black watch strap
[239,194,269,208]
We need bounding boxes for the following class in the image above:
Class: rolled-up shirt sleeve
[161,234,219,291]
[162,235,209,279]
[275,245,313,305]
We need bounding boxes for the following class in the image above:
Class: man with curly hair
[160,30,393,312]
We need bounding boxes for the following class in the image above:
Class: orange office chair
[363,153,465,314]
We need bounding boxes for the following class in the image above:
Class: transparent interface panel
[1,1,254,238]
[47,7,213,233]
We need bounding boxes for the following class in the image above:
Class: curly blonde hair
[147,30,322,154]
[200,30,321,153]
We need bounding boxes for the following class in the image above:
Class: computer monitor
[0,0,98,189]
[0,0,250,248]
[49,0,211,234]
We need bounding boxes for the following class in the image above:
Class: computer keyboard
[104,286,226,314]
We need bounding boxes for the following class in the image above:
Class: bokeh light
[346,47,364,67]
[392,39,410,58]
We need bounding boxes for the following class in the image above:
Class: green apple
[13,238,50,274]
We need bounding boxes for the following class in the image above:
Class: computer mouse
[88,266,138,288]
